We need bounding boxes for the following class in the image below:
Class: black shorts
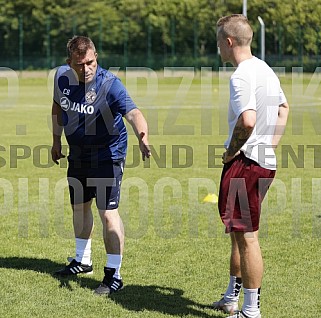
[67,159,125,210]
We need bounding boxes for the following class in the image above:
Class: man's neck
[232,47,253,67]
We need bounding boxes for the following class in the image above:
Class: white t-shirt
[225,56,287,170]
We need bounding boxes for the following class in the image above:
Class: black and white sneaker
[226,311,261,318]
[94,267,123,296]
[54,258,93,276]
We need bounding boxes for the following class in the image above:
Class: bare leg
[213,233,242,313]
[93,209,125,294]
[99,208,124,255]
[54,200,94,274]
[72,200,94,239]
[234,231,263,288]
[230,232,241,277]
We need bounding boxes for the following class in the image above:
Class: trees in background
[0,0,320,69]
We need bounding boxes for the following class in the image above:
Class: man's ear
[66,58,71,65]
[227,37,233,47]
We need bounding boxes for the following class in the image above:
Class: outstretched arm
[125,108,151,161]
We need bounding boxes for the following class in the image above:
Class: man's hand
[51,141,65,165]
[139,132,151,161]
[125,109,151,161]
[222,150,240,164]
[223,110,255,164]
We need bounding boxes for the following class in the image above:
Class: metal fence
[0,13,320,72]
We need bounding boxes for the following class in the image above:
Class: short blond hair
[217,14,253,46]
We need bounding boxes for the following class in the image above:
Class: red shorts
[218,152,275,233]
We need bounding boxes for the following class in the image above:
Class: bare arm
[272,102,290,149]
[125,108,151,161]
[51,101,65,164]
[223,110,256,164]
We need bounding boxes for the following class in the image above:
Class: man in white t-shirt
[212,14,289,318]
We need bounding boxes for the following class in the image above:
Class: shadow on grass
[0,257,225,317]
[110,284,225,318]
[0,256,100,291]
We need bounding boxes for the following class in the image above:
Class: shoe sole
[54,270,94,276]
[80,270,93,275]
[212,304,238,314]
[94,285,124,296]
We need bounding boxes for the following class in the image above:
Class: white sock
[224,275,242,302]
[242,287,261,317]
[75,238,92,265]
[106,254,122,279]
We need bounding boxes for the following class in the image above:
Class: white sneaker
[212,296,238,314]
[227,311,261,318]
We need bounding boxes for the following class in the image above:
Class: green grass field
[0,70,320,317]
